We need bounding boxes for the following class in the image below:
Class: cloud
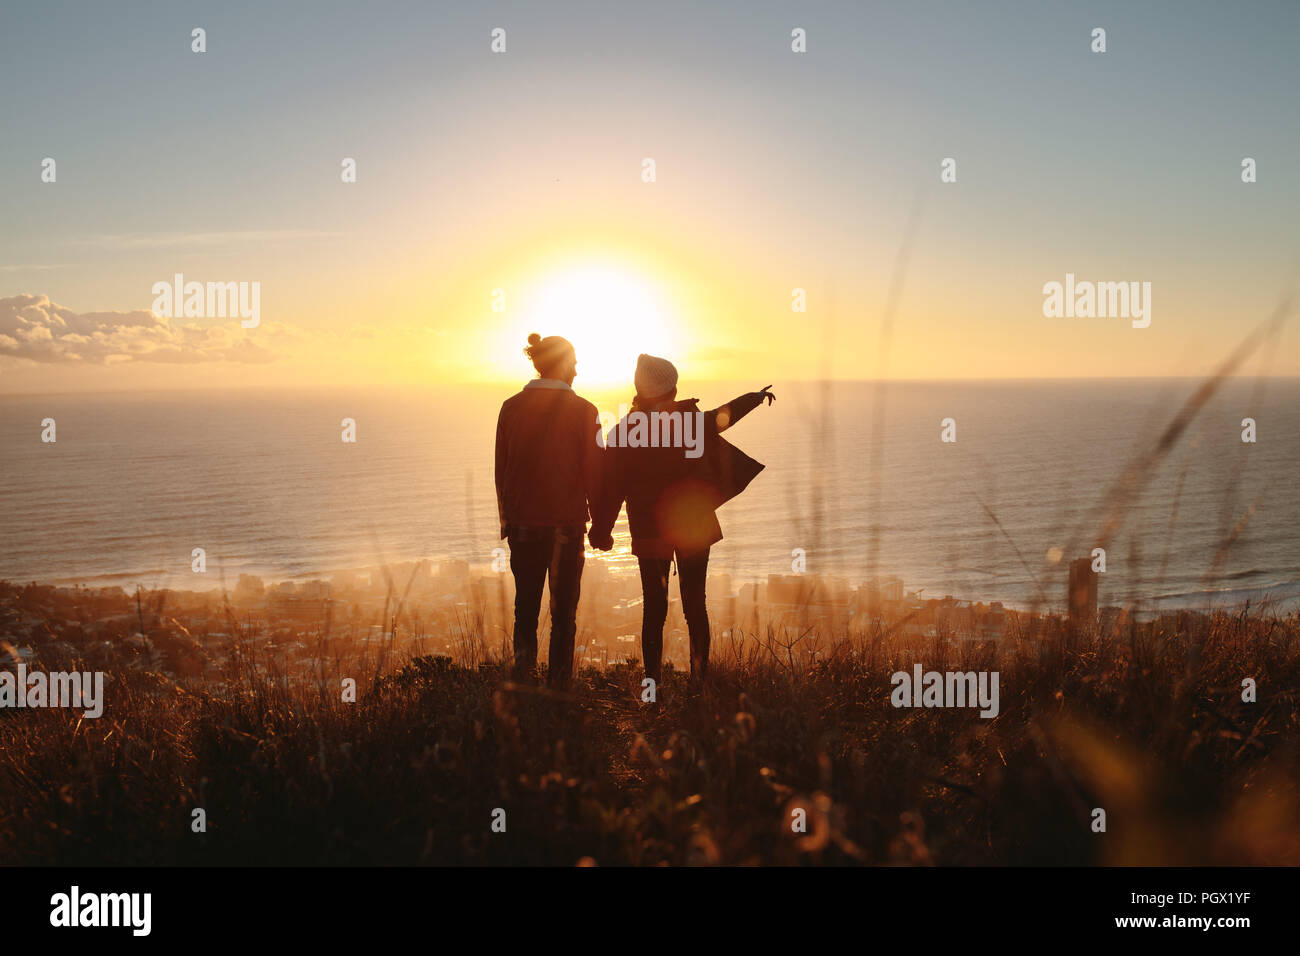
[0,294,276,365]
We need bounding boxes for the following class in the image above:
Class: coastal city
[0,556,1117,686]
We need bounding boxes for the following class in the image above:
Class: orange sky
[3,3,1297,393]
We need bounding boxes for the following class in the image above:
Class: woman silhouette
[590,354,774,688]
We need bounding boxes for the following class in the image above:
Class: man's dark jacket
[495,381,602,536]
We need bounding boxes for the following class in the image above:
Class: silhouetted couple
[494,332,774,693]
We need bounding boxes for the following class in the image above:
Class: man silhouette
[494,332,602,690]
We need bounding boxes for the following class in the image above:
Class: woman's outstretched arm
[708,385,775,434]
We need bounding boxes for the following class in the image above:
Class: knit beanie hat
[634,353,678,400]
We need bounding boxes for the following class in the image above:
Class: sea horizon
[5,377,1297,614]
[5,372,1300,400]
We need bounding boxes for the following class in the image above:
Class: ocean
[2,379,1298,613]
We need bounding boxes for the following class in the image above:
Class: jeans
[637,547,711,682]
[508,525,585,688]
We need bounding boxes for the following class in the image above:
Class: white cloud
[0,294,276,365]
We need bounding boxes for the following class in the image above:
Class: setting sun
[503,260,681,387]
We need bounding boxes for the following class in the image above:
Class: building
[766,574,817,606]
[234,574,265,604]
[1067,557,1098,626]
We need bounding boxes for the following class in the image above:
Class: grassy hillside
[3,607,1297,866]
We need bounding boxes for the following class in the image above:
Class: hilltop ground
[2,580,1297,866]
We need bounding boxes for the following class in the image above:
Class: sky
[1,0,1298,393]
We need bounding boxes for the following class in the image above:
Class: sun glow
[504,261,681,389]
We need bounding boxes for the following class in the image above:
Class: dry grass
[2,606,1297,866]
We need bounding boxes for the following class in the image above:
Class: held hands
[589,530,614,552]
